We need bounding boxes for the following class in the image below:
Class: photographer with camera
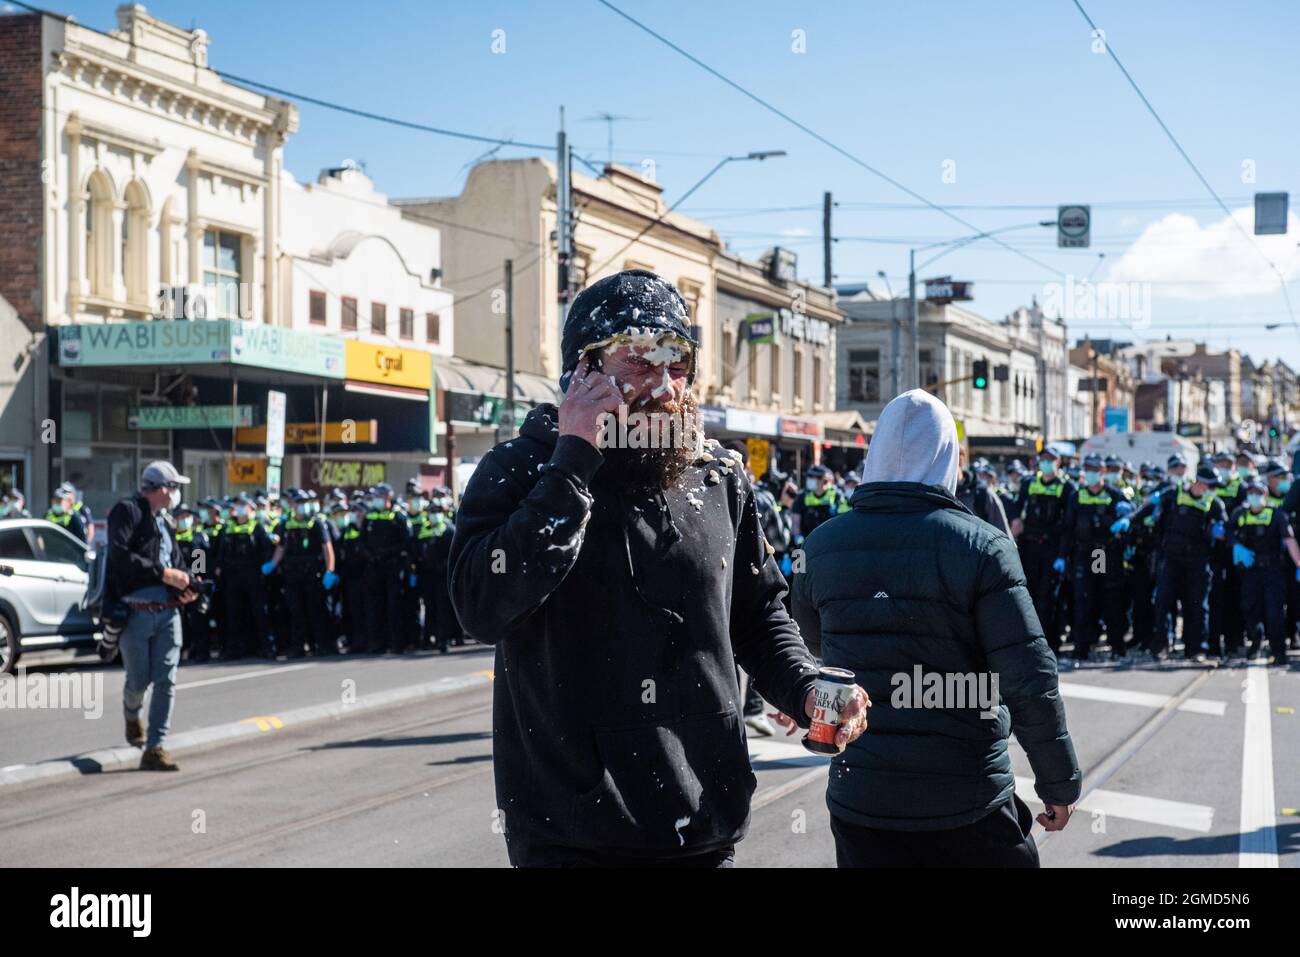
[103,461,198,771]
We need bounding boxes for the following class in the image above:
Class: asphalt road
[1,649,1297,867]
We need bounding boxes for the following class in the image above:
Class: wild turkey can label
[803,666,856,755]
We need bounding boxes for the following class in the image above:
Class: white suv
[0,518,98,674]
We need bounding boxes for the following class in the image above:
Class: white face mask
[369,497,385,510]
[169,488,182,510]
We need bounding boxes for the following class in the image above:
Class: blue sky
[39,0,1300,365]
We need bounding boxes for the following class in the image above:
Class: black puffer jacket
[449,404,819,860]
[792,482,1080,831]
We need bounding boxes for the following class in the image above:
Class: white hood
[861,389,960,494]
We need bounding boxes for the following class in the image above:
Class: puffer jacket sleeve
[449,435,604,643]
[973,532,1081,806]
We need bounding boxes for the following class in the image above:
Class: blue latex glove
[408,573,418,588]
[1123,545,1136,562]
[780,553,793,576]
[1233,543,1255,568]
[1052,557,1066,574]
[322,570,339,590]
[1295,567,1300,583]
[260,561,277,576]
[1211,521,1225,540]
[1109,517,1131,534]
[1115,500,1134,517]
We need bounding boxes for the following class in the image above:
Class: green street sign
[128,405,255,430]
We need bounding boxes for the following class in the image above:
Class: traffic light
[972,359,989,390]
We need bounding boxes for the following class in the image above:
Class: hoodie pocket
[570,709,757,853]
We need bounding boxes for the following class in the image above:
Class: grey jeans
[120,606,183,749]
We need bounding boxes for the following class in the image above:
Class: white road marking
[176,663,315,690]
[1057,680,1226,716]
[747,737,830,768]
[1238,661,1278,867]
[1015,777,1214,833]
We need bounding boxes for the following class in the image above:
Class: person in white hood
[790,390,1079,867]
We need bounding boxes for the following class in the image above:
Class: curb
[0,671,493,789]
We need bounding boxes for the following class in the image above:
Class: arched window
[85,170,115,298]
[122,181,150,304]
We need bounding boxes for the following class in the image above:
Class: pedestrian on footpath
[791,389,1079,867]
[103,460,199,772]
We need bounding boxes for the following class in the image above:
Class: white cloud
[1104,206,1300,300]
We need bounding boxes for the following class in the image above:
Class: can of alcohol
[803,666,857,755]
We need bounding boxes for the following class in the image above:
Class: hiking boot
[139,746,179,771]
[125,718,145,748]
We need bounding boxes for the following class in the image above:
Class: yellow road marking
[240,716,284,732]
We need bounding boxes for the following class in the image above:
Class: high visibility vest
[1028,475,1065,498]
[1217,478,1241,500]
[1238,507,1273,527]
[1175,489,1212,512]
[1077,487,1113,506]
[46,510,72,527]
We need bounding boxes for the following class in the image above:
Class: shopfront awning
[436,355,562,405]
[808,409,873,448]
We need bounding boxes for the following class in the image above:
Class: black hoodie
[449,404,819,861]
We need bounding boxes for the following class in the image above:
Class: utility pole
[556,108,574,332]
[502,258,515,442]
[822,191,832,289]
[908,248,918,392]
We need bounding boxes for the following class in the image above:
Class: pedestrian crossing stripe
[1057,680,1226,716]
[240,716,284,732]
[1015,777,1214,833]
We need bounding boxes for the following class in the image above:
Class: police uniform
[793,484,847,539]
[335,512,368,652]
[1059,481,1128,659]
[1014,467,1075,653]
[277,506,334,657]
[214,510,273,659]
[1227,499,1294,660]
[415,508,460,652]
[45,500,90,543]
[361,491,412,654]
[1152,474,1227,659]
[1124,495,1161,653]
[1209,466,1245,657]
[174,516,212,661]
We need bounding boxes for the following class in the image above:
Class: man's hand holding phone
[558,355,623,452]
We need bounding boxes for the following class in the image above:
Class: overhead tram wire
[1070,0,1300,341]
[596,0,1064,281]
[11,0,551,152]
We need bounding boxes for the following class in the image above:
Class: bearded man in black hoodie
[450,270,869,867]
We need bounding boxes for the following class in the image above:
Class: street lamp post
[903,220,1055,396]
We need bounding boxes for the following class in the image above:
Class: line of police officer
[996,445,1300,666]
[169,480,463,661]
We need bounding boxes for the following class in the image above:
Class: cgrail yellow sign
[344,340,433,390]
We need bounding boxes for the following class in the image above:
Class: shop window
[919,349,936,389]
[848,349,880,403]
[426,312,440,344]
[309,290,327,325]
[202,228,244,319]
[371,302,387,336]
[400,307,414,340]
[122,181,150,305]
[342,297,358,331]
[721,326,735,389]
